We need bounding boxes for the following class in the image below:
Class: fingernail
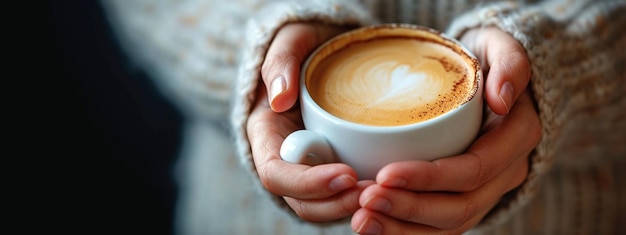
[357,217,382,235]
[270,75,286,105]
[329,174,356,192]
[365,197,391,213]
[499,81,514,114]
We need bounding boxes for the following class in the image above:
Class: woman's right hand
[247,23,373,222]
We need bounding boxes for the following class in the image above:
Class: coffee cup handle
[280,130,336,166]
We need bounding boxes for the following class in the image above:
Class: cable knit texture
[102,0,626,234]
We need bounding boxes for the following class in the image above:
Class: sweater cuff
[231,0,377,219]
[446,2,555,230]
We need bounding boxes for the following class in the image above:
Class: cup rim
[300,23,482,132]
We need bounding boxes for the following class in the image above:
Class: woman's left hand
[351,27,542,235]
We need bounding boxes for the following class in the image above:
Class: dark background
[43,1,182,234]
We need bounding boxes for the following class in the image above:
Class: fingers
[375,90,540,192]
[461,27,531,115]
[285,180,375,222]
[258,160,359,199]
[358,187,486,230]
[248,87,359,199]
[353,152,529,234]
[261,23,348,112]
[352,200,487,235]
[485,42,531,115]
[249,71,364,222]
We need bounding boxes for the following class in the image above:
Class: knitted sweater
[102,0,626,234]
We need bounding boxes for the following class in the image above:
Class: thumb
[462,27,531,115]
[261,23,348,112]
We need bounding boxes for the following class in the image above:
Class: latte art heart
[308,37,474,126]
[366,63,441,108]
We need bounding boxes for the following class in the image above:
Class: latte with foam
[305,26,479,126]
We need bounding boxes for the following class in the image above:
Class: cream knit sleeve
[101,0,265,122]
[446,0,626,229]
[231,0,378,215]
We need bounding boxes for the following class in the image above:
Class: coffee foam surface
[308,37,474,126]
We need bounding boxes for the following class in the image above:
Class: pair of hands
[247,23,541,234]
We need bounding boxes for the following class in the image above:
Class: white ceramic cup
[280,24,483,180]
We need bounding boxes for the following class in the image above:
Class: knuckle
[509,49,529,65]
[447,201,479,230]
[335,199,357,218]
[291,201,331,223]
[497,49,529,79]
[258,159,280,194]
[295,206,313,221]
[508,49,531,79]
[286,198,313,221]
[258,165,274,191]
[261,52,296,78]
[246,117,264,137]
[466,153,488,191]
[405,202,426,222]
